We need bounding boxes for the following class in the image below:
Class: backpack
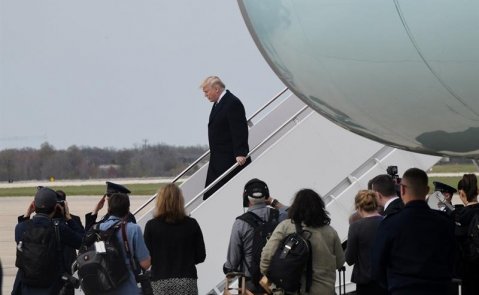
[76,221,129,295]
[15,219,62,288]
[266,223,312,294]
[236,208,279,288]
[465,213,479,262]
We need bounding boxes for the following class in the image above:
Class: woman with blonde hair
[345,190,386,295]
[144,183,206,295]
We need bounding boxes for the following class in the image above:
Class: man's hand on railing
[236,156,247,166]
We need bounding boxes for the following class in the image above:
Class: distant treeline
[0,142,208,181]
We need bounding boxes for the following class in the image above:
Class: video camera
[386,166,400,183]
[386,165,401,196]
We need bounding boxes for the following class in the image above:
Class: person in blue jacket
[99,192,151,295]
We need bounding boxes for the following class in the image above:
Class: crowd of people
[224,170,479,295]
[348,170,479,295]
[12,181,206,295]
[10,169,479,295]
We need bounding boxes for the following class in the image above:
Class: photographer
[13,187,84,295]
[18,189,84,230]
[54,190,84,230]
[55,190,85,295]
[16,189,85,295]
[386,165,402,197]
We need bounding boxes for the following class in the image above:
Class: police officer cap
[106,181,131,195]
[244,178,270,199]
[34,187,59,209]
[433,181,457,194]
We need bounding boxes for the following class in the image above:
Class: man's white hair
[248,196,266,205]
[200,76,225,89]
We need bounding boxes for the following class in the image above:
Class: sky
[0,0,284,150]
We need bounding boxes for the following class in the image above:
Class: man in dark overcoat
[201,76,250,200]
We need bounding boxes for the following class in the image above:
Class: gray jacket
[224,203,288,277]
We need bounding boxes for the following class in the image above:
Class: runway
[0,177,182,188]
[0,195,152,295]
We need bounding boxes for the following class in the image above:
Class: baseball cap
[34,187,58,209]
[244,178,270,199]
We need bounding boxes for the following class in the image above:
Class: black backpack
[236,208,279,288]
[465,213,479,262]
[76,221,129,294]
[267,223,312,294]
[15,219,62,288]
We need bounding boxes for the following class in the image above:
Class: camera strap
[120,220,140,276]
[52,219,67,271]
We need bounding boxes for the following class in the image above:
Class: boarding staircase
[133,88,441,294]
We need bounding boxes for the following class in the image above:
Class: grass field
[428,163,477,173]
[0,183,164,197]
[427,163,477,189]
[0,163,476,197]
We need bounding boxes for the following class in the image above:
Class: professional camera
[386,165,401,196]
[386,166,399,181]
[53,200,66,219]
[59,273,80,295]
[137,270,153,295]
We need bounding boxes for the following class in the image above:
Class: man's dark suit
[204,90,250,200]
[383,197,404,216]
[371,200,455,295]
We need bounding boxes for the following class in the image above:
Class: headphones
[243,178,269,207]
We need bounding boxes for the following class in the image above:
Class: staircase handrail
[247,87,288,124]
[185,105,310,210]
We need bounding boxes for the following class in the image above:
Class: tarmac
[0,195,152,295]
[0,177,183,188]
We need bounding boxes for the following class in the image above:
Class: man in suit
[371,168,455,295]
[371,174,404,216]
[201,76,250,200]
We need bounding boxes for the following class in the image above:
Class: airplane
[238,0,479,158]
